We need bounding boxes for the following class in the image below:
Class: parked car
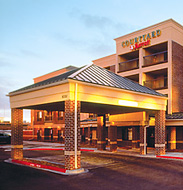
[0,132,11,144]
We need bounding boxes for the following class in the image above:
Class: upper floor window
[58,111,64,120]
[143,42,168,67]
[118,58,139,73]
[143,68,168,90]
[36,111,42,121]
[122,127,132,141]
[44,111,52,121]
[143,51,168,67]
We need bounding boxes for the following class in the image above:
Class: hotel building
[92,19,183,150]
[30,19,183,151]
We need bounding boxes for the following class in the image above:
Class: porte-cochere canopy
[8,64,167,173]
[9,64,166,113]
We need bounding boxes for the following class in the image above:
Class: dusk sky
[1,0,183,122]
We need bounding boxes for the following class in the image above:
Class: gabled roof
[68,64,166,97]
[10,67,81,94]
[9,64,166,97]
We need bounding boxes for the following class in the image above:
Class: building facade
[30,19,183,151]
[92,19,183,150]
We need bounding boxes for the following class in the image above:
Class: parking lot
[1,141,183,190]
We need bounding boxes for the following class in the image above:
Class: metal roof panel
[9,64,166,97]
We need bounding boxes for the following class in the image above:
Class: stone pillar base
[140,144,145,155]
[97,141,106,150]
[65,168,86,175]
[155,144,165,155]
[110,141,117,152]
[132,141,139,149]
[11,147,23,160]
[65,154,81,170]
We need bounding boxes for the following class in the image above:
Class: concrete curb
[156,155,183,160]
[4,159,88,175]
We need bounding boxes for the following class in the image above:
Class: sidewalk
[23,141,183,160]
[2,141,183,160]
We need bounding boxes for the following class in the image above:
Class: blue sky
[1,0,183,121]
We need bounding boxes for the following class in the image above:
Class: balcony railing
[118,58,139,72]
[143,77,168,90]
[143,51,168,67]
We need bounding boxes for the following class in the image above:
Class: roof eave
[8,79,69,97]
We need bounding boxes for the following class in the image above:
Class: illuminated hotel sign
[122,29,161,50]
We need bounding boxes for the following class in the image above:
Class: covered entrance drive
[8,64,167,173]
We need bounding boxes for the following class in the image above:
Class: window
[122,127,128,140]
[89,113,97,118]
[92,130,97,140]
[122,127,132,140]
[44,111,52,121]
[37,111,42,121]
[58,111,64,120]
[128,128,132,140]
[164,51,168,61]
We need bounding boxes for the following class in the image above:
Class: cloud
[71,10,135,37]
[54,32,86,47]
[0,76,17,88]
[87,42,114,57]
[0,57,12,67]
[80,14,113,30]
[21,50,41,58]
[65,11,136,55]
[53,11,137,60]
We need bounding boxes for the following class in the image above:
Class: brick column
[97,115,106,150]
[132,127,139,149]
[108,125,117,152]
[140,125,145,154]
[155,110,166,155]
[169,127,176,150]
[11,108,23,160]
[64,100,81,170]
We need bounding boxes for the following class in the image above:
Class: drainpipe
[74,83,78,169]
[144,125,149,155]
